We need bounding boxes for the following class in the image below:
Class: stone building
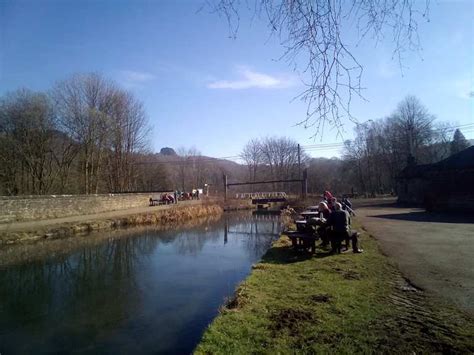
[397,146,474,211]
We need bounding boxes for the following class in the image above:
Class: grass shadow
[261,241,335,265]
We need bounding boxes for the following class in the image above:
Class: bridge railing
[234,192,288,200]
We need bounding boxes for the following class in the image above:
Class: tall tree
[391,95,435,164]
[105,90,150,192]
[450,129,470,155]
[241,138,262,183]
[52,73,117,194]
[342,97,449,196]
[0,89,57,194]
[176,147,205,191]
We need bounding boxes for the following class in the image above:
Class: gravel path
[356,201,474,315]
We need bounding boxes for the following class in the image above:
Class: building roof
[399,146,474,179]
[434,145,474,171]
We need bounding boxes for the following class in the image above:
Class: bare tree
[391,95,435,163]
[259,136,304,191]
[105,90,150,192]
[240,138,262,183]
[175,147,204,191]
[49,130,80,194]
[450,129,470,155]
[343,132,367,194]
[342,96,450,196]
[209,0,430,136]
[52,73,116,194]
[0,89,57,194]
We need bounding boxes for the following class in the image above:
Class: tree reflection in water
[0,212,281,354]
[0,235,159,351]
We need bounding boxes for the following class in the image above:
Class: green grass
[195,225,474,354]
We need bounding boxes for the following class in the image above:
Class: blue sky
[1,0,473,159]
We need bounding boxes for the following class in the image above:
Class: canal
[0,212,281,354]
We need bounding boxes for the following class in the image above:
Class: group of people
[175,189,200,201]
[305,191,362,254]
[150,189,201,206]
[321,191,355,216]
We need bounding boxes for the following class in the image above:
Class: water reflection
[0,212,281,354]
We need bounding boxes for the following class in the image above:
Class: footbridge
[235,192,288,204]
[223,171,308,202]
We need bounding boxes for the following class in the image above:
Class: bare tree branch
[208,0,430,137]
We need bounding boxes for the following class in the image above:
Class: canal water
[0,212,280,354]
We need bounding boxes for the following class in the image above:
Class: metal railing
[234,192,288,200]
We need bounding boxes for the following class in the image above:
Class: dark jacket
[327,209,351,233]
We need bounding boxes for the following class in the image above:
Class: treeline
[0,73,155,195]
[1,83,470,198]
[0,73,246,196]
[306,96,471,196]
[239,96,471,197]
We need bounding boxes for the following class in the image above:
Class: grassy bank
[196,224,474,354]
[0,203,223,246]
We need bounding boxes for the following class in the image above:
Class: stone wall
[0,193,164,223]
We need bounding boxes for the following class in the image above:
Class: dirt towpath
[0,200,201,233]
[356,200,474,315]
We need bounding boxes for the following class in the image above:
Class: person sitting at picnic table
[342,197,352,209]
[342,197,355,216]
[327,202,362,254]
[326,202,347,253]
[328,197,338,212]
[323,190,334,202]
[318,202,331,247]
[162,193,174,204]
[318,202,331,219]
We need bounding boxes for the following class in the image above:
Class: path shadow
[352,198,398,209]
[356,202,399,209]
[369,210,474,224]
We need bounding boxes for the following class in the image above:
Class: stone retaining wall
[0,193,163,223]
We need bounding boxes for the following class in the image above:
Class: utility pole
[302,168,308,199]
[407,122,416,166]
[297,144,301,178]
[223,174,228,201]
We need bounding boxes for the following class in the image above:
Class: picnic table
[289,214,328,253]
[285,230,318,253]
[300,211,322,219]
[299,213,326,225]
